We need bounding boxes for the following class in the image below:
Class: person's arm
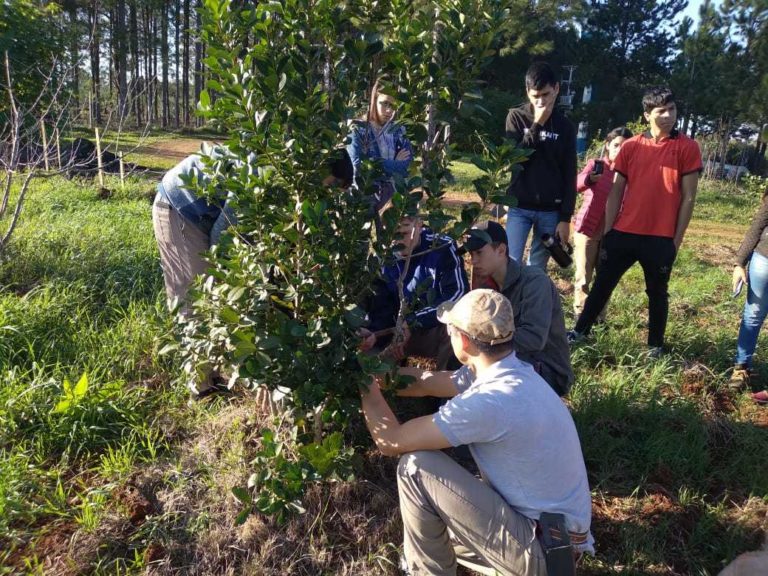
[511,273,553,354]
[346,123,366,179]
[396,366,459,398]
[209,196,237,246]
[734,202,768,267]
[361,377,452,457]
[577,160,598,193]
[411,242,468,329]
[366,274,398,333]
[673,171,699,250]
[505,107,537,146]
[381,129,412,176]
[603,172,627,234]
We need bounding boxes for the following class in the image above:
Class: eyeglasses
[446,324,464,337]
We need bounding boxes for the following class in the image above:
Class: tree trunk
[194,0,202,127]
[182,0,191,127]
[115,0,128,122]
[152,9,159,122]
[718,117,730,178]
[129,0,142,126]
[161,0,169,127]
[68,4,80,112]
[143,4,152,124]
[89,0,101,125]
[108,5,114,104]
[175,0,181,128]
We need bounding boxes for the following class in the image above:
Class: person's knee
[397,450,444,480]
[645,286,669,300]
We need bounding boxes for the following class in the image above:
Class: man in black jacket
[505,62,577,271]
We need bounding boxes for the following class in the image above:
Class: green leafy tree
[182,0,525,519]
[576,0,686,133]
[722,0,768,170]
[0,0,65,122]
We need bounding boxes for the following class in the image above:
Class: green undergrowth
[0,171,766,575]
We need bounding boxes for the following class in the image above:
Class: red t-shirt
[612,131,702,238]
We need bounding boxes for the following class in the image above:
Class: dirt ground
[135,137,206,162]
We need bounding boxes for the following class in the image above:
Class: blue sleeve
[367,273,399,332]
[209,200,237,246]
[381,130,413,177]
[412,242,468,329]
[346,124,366,177]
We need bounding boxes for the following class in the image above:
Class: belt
[536,523,589,546]
[155,200,173,210]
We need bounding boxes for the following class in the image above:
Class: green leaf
[200,89,211,109]
[235,507,252,525]
[73,373,88,401]
[232,486,253,504]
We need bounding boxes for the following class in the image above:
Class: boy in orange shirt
[569,87,702,355]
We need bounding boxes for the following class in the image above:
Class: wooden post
[40,120,49,171]
[119,152,125,188]
[54,126,62,169]
[94,127,105,188]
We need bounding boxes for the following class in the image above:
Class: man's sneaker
[566,330,584,345]
[728,366,751,391]
[647,346,664,359]
[751,390,768,405]
[189,379,232,403]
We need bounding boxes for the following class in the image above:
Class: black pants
[574,230,677,348]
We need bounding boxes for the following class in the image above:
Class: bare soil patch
[134,137,205,162]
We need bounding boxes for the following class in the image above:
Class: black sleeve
[505,108,537,147]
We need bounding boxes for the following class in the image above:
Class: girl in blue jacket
[347,78,413,211]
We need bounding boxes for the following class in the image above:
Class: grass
[0,155,766,575]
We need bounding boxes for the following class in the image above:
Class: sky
[681,0,723,26]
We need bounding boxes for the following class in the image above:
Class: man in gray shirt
[463,220,573,396]
[360,289,593,575]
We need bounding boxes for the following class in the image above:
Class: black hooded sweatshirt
[505,103,577,222]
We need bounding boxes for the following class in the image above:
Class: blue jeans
[505,208,560,270]
[735,251,768,367]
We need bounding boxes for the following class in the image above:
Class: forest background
[3,0,768,167]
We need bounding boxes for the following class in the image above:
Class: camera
[541,234,573,268]
[593,159,604,175]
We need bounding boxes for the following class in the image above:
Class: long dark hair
[365,77,392,125]
[606,126,633,144]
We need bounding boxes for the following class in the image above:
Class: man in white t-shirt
[360,289,593,575]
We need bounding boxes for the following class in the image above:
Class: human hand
[533,100,554,125]
[555,221,571,246]
[357,328,377,352]
[733,265,747,293]
[388,324,411,361]
[395,149,412,162]
[589,171,603,184]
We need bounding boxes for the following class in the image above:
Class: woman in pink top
[572,127,632,318]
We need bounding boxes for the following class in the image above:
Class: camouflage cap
[437,289,515,345]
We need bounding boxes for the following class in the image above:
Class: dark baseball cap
[460,220,508,254]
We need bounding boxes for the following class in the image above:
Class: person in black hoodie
[504,62,577,271]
